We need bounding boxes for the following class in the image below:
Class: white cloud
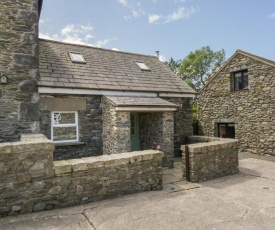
[159,55,166,62]
[39,18,49,24]
[268,12,275,19]
[112,48,120,51]
[39,33,59,40]
[149,14,162,23]
[165,7,195,23]
[39,24,114,48]
[118,0,127,6]
[118,0,195,23]
[118,0,145,20]
[93,39,112,48]
[132,10,139,18]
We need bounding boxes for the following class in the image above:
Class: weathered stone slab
[40,97,86,111]
[53,160,71,175]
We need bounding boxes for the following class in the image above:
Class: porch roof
[105,96,179,112]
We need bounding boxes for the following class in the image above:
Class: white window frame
[69,52,86,64]
[51,111,79,143]
[135,61,151,71]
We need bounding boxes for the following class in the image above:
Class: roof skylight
[135,61,150,71]
[69,52,86,63]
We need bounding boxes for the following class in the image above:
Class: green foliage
[164,58,182,74]
[178,46,226,91]
[165,46,226,120]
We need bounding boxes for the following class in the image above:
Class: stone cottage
[198,50,275,155]
[0,0,196,160]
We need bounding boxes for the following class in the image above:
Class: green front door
[130,113,139,151]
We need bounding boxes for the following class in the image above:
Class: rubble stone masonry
[0,0,40,142]
[181,136,239,182]
[0,134,163,217]
[199,53,275,155]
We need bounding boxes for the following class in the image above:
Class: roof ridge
[199,49,275,93]
[39,38,158,59]
[236,49,275,66]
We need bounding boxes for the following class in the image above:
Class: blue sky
[40,0,275,62]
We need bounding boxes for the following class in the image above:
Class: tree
[178,46,226,91]
[164,57,182,74]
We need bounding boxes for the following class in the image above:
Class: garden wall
[181,136,238,182]
[0,134,163,217]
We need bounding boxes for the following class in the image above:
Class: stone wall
[199,53,275,155]
[139,112,174,157]
[164,98,193,156]
[102,97,131,155]
[39,95,192,158]
[181,136,238,182]
[39,95,103,159]
[0,134,163,217]
[0,0,40,142]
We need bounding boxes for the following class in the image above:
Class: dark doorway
[217,123,235,138]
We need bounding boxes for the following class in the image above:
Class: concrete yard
[1,156,275,230]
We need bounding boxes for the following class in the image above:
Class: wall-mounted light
[0,74,7,84]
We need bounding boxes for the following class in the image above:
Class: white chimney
[155,51,160,59]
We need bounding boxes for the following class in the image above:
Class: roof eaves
[37,81,197,95]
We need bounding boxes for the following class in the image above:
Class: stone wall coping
[181,136,238,151]
[53,150,164,175]
[0,134,54,155]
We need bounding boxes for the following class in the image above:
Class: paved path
[1,158,275,230]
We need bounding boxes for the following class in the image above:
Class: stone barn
[198,50,275,155]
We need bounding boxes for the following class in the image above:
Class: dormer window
[135,61,150,71]
[69,52,86,64]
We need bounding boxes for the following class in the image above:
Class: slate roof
[38,39,195,94]
[105,96,178,107]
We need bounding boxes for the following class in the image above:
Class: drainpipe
[185,144,190,182]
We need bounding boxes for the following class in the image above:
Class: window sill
[233,89,249,92]
[54,141,85,147]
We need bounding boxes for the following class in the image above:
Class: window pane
[135,62,150,70]
[243,75,248,89]
[69,52,86,63]
[218,124,226,137]
[234,76,241,91]
[53,127,77,141]
[234,72,241,77]
[53,112,75,125]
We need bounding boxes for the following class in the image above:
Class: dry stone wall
[199,53,275,155]
[181,136,238,182]
[0,134,163,217]
[0,0,40,142]
[164,98,193,156]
